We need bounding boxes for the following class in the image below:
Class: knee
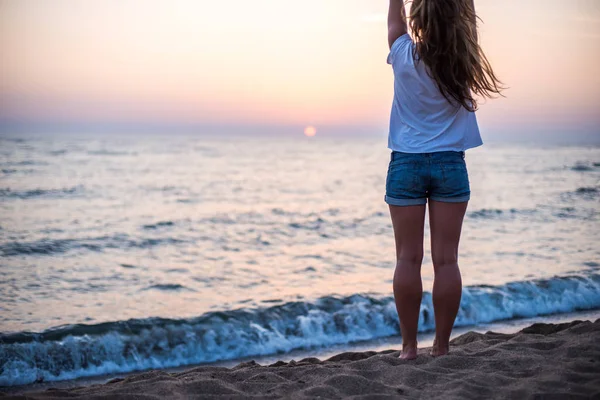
[432,254,458,271]
[396,253,424,268]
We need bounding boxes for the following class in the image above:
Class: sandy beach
[4,319,599,399]
[2,0,600,396]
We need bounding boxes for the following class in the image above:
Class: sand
[4,319,600,399]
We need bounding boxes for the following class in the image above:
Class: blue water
[1,133,599,386]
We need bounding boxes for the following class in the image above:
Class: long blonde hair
[409,0,503,111]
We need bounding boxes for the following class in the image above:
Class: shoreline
[4,313,600,399]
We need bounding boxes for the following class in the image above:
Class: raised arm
[388,0,407,49]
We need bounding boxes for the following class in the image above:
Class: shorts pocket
[386,161,424,198]
[437,162,470,197]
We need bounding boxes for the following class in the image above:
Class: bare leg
[389,204,426,360]
[428,200,468,356]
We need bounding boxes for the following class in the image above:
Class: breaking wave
[1,273,599,386]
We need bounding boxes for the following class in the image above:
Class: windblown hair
[409,0,503,111]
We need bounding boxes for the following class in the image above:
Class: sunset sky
[1,0,599,141]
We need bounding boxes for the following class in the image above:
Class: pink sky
[1,0,599,138]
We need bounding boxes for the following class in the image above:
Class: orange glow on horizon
[0,0,598,132]
[304,126,317,137]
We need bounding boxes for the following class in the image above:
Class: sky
[1,0,599,141]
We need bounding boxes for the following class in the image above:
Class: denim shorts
[385,151,470,206]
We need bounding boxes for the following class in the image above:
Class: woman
[385,0,502,359]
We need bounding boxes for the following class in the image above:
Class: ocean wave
[0,137,26,143]
[0,186,82,200]
[87,150,136,156]
[570,163,595,172]
[142,284,195,292]
[142,221,175,230]
[563,187,600,201]
[467,207,552,221]
[0,160,48,167]
[467,205,597,221]
[0,235,184,257]
[575,187,598,194]
[1,168,37,175]
[467,208,521,219]
[1,203,594,259]
[1,273,599,386]
[584,261,600,270]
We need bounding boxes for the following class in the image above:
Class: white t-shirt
[387,34,483,153]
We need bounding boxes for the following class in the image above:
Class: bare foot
[399,344,418,360]
[430,339,449,357]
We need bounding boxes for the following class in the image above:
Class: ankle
[402,340,418,349]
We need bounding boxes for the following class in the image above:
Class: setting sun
[304,126,317,137]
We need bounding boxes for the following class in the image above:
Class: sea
[1,132,599,387]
